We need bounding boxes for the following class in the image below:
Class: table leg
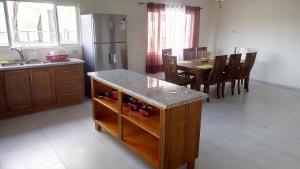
[194,70,203,91]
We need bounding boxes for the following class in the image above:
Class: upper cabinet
[29,67,56,106]
[5,70,32,111]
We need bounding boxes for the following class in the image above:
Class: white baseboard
[251,79,300,91]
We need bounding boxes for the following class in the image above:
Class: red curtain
[146,3,165,74]
[146,4,201,74]
[186,6,201,48]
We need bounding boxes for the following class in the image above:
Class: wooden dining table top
[177,58,245,70]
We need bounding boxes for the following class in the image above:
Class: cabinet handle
[63,70,72,73]
[65,93,76,96]
[64,81,76,84]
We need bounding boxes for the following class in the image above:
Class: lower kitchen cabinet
[0,72,5,113]
[30,67,56,106]
[5,70,32,111]
[0,63,84,119]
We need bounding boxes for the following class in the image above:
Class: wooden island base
[90,77,203,169]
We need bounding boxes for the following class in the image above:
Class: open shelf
[122,119,159,168]
[122,105,160,138]
[95,114,119,138]
[94,97,119,114]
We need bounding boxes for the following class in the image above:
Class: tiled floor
[1,79,300,169]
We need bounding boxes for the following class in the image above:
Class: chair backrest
[207,55,228,84]
[224,54,242,82]
[240,52,257,78]
[163,55,179,84]
[196,47,208,59]
[162,54,170,80]
[162,49,172,56]
[183,48,196,60]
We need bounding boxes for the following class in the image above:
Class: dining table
[177,58,245,91]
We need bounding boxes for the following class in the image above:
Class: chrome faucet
[11,47,26,63]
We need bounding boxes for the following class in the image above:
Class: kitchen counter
[88,69,207,109]
[0,58,84,71]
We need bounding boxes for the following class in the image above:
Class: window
[0,1,79,47]
[0,2,9,46]
[7,1,57,46]
[146,3,200,73]
[57,5,78,44]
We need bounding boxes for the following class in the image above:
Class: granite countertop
[0,58,85,71]
[88,69,208,109]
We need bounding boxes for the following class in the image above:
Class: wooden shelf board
[95,115,119,138]
[122,120,159,168]
[122,106,160,139]
[94,97,119,114]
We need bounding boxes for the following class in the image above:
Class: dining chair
[196,47,208,59]
[162,48,172,55]
[162,54,170,80]
[237,52,257,94]
[162,49,187,76]
[183,48,196,60]
[163,55,195,87]
[202,55,228,102]
[222,54,242,98]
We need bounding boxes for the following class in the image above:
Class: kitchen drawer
[56,83,84,104]
[55,76,83,88]
[54,64,83,79]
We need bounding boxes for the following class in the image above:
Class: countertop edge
[88,72,208,109]
[0,59,85,71]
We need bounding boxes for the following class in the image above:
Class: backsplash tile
[0,45,82,61]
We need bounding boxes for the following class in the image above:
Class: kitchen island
[88,69,207,169]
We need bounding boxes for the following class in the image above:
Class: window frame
[55,3,81,46]
[0,1,11,49]
[0,0,81,50]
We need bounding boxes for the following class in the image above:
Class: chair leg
[191,83,195,90]
[238,78,241,94]
[245,78,250,92]
[207,85,210,94]
[222,82,225,98]
[231,80,236,95]
[204,85,210,102]
[217,84,220,99]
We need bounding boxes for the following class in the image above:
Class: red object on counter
[46,54,69,62]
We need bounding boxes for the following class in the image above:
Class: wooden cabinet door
[29,67,56,106]
[5,70,32,110]
[0,72,6,113]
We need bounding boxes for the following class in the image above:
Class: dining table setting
[177,57,245,91]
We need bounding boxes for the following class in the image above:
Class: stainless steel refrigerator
[81,13,128,96]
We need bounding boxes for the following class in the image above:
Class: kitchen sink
[0,62,24,67]
[25,60,47,65]
[0,60,47,67]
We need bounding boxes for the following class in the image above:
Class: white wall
[0,0,213,74]
[211,0,300,88]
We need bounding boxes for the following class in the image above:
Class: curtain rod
[138,2,203,9]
